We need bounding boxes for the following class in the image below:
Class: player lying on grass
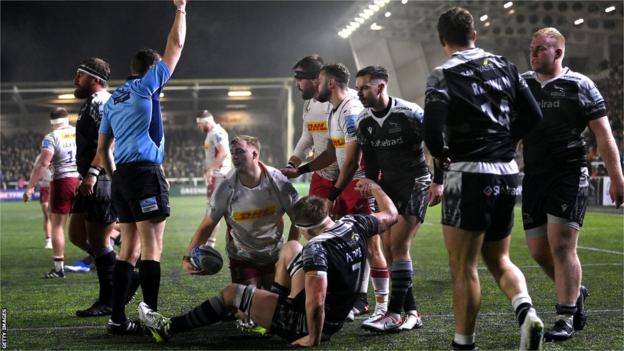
[138,178,398,346]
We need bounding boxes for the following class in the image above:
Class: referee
[97,0,187,334]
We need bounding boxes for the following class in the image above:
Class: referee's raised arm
[163,0,188,74]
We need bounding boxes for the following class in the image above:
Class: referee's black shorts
[112,162,170,223]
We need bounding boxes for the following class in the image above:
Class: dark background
[1,1,357,82]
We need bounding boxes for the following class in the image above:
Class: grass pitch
[1,189,622,350]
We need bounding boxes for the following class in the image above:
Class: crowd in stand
[0,132,43,189]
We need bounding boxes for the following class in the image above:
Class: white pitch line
[578,245,624,255]
[11,309,624,331]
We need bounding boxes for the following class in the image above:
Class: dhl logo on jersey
[233,206,277,221]
[203,143,210,150]
[331,137,345,148]
[61,133,76,140]
[306,121,328,133]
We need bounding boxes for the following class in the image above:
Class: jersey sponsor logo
[233,206,277,221]
[112,88,131,104]
[203,143,210,150]
[331,137,346,148]
[306,121,328,132]
[60,133,76,140]
[42,139,52,149]
[539,100,560,109]
[370,136,403,147]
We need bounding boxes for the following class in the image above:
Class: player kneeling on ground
[138,178,398,346]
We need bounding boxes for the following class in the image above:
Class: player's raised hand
[174,0,187,9]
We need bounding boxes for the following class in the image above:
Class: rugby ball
[190,244,223,275]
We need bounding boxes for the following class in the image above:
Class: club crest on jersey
[233,206,277,221]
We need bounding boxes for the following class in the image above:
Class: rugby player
[424,7,545,350]
[183,135,299,290]
[23,108,80,278]
[196,109,232,247]
[522,27,624,341]
[138,178,398,347]
[288,63,389,321]
[356,65,441,332]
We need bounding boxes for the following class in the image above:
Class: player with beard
[356,65,441,332]
[288,63,389,321]
[66,57,130,318]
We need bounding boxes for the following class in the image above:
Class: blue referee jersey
[100,61,170,165]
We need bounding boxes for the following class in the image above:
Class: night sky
[1,1,357,83]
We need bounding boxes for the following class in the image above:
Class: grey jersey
[208,165,298,264]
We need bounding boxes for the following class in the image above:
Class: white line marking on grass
[477,262,623,271]
[577,246,624,256]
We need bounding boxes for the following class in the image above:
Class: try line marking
[578,245,624,256]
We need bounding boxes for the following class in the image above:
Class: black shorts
[71,175,117,225]
[270,293,307,342]
[112,162,170,223]
[442,171,520,241]
[522,167,589,231]
[381,171,431,221]
[270,292,342,342]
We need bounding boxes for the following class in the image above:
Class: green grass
[1,190,623,350]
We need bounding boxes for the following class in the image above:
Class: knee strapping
[233,284,256,315]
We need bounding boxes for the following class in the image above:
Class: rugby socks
[270,282,290,297]
[388,260,412,314]
[555,303,576,326]
[140,260,161,311]
[53,256,64,271]
[111,260,134,323]
[94,248,116,307]
[404,286,417,313]
[370,267,389,312]
[170,295,228,334]
[452,334,476,350]
[512,294,533,326]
